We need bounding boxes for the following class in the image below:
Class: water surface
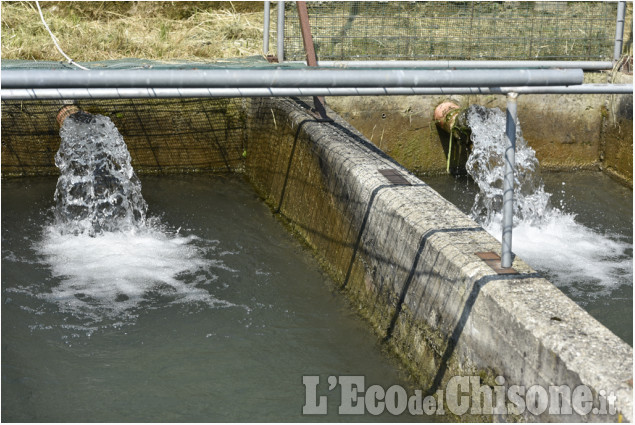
[2,175,423,422]
[424,171,633,346]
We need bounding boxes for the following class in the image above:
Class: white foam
[465,105,632,295]
[35,224,236,323]
[484,212,632,297]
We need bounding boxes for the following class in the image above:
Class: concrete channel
[1,93,632,421]
[245,97,633,422]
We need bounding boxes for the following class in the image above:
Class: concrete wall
[246,97,633,422]
[600,73,634,186]
[327,72,634,186]
[1,94,632,421]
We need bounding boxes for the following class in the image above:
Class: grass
[1,1,632,64]
[1,1,270,62]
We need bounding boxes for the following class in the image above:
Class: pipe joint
[56,105,80,127]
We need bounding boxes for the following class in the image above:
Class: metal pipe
[263,1,270,56]
[433,101,462,133]
[288,60,614,70]
[614,1,627,62]
[502,92,518,269]
[1,68,584,89]
[277,0,285,62]
[56,104,80,127]
[2,84,631,100]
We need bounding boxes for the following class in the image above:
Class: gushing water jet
[53,106,147,236]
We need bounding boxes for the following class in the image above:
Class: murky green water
[424,171,633,346]
[2,175,427,422]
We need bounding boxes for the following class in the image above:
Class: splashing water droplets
[34,111,236,330]
[54,112,147,236]
[465,105,551,227]
[464,105,632,295]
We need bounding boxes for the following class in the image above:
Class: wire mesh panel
[281,1,617,61]
[1,98,247,176]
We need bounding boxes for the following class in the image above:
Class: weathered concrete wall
[246,97,633,422]
[600,73,634,187]
[1,98,246,176]
[2,93,632,421]
[327,72,634,185]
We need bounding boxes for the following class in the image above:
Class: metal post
[277,0,285,62]
[614,1,626,63]
[501,92,518,269]
[296,1,327,118]
[263,1,270,56]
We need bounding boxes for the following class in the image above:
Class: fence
[276,1,619,62]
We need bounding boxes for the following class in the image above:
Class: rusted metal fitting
[433,101,461,133]
[56,105,80,127]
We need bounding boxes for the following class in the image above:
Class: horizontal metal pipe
[1,84,631,100]
[289,60,614,71]
[1,68,584,89]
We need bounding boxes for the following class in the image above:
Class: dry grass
[1,1,631,63]
[1,1,269,61]
[285,2,627,61]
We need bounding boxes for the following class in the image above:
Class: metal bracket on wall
[296,1,328,119]
[475,252,518,275]
[378,168,411,186]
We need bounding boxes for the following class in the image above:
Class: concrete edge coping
[278,97,633,421]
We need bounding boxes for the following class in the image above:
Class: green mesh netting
[280,1,617,61]
[0,57,295,178]
[1,97,249,176]
[0,56,309,71]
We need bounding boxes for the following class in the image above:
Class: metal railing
[260,0,633,269]
[2,1,631,273]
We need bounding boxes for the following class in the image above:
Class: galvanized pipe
[1,68,584,89]
[614,1,627,62]
[2,84,631,100]
[263,1,270,55]
[288,60,614,71]
[277,0,285,62]
[502,92,518,269]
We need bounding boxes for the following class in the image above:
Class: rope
[35,1,89,70]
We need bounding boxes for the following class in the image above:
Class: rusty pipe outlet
[434,101,462,133]
[56,104,80,127]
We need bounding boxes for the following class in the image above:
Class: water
[2,175,428,422]
[425,106,633,345]
[2,113,422,421]
[54,111,147,236]
[465,105,550,227]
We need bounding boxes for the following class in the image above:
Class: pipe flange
[56,105,80,127]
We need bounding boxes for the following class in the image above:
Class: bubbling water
[464,105,632,296]
[55,111,147,236]
[465,105,551,227]
[33,111,237,331]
